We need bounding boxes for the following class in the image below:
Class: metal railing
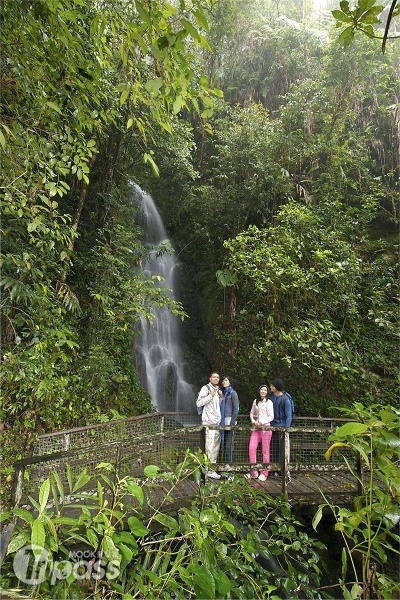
[11,414,356,507]
[32,413,351,455]
[32,412,200,455]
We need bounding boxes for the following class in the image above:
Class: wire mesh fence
[10,414,357,508]
[15,427,204,506]
[213,425,355,469]
[32,413,349,455]
[32,413,199,455]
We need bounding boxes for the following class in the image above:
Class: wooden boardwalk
[115,472,357,520]
[251,470,358,509]
[10,413,360,515]
[16,470,353,530]
[137,470,358,519]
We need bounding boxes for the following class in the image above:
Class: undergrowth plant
[313,403,400,600]
[1,450,330,599]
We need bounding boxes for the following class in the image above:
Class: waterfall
[133,183,197,413]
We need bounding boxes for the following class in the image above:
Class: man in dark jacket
[271,379,292,427]
[270,378,292,480]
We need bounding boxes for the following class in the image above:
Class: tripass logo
[13,544,119,585]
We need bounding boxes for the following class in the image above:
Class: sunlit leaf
[101,534,120,563]
[334,422,369,438]
[325,442,350,461]
[31,518,46,551]
[46,101,62,114]
[39,479,51,513]
[143,465,160,477]
[7,532,29,555]
[332,10,353,22]
[152,513,179,530]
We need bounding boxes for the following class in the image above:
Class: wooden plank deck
[0,470,358,572]
[16,471,355,521]
[11,416,361,519]
[133,470,358,520]
[250,471,358,509]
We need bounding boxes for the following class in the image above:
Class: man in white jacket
[196,372,223,479]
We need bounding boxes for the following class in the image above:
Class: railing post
[281,430,290,499]
[200,425,206,484]
[11,462,24,508]
[109,446,121,508]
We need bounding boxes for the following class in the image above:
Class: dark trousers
[271,426,290,470]
[271,427,285,465]
[271,430,280,464]
[221,429,235,463]
[225,429,236,462]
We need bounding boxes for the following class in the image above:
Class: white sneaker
[258,474,267,482]
[207,470,221,479]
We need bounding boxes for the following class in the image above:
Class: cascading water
[133,183,198,413]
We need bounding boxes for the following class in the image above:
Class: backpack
[196,383,212,415]
[280,392,295,423]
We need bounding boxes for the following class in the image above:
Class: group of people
[196,372,293,480]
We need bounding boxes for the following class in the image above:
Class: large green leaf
[199,508,219,526]
[101,534,120,563]
[7,532,29,555]
[192,564,215,598]
[31,518,46,552]
[127,516,150,537]
[115,542,133,564]
[125,482,144,506]
[71,469,91,493]
[213,567,231,595]
[38,479,51,514]
[112,531,139,554]
[152,513,179,531]
[333,422,369,439]
[13,508,34,524]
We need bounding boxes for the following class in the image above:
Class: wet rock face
[174,260,211,390]
[155,360,178,413]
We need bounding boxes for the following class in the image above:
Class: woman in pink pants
[246,385,274,482]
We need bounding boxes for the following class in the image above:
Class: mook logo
[13,545,51,585]
[13,545,120,585]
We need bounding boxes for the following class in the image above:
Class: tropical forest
[0,0,399,599]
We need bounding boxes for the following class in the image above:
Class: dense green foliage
[1,1,399,597]
[315,403,400,599]
[0,0,219,498]
[0,452,328,599]
[146,3,399,413]
[1,0,398,497]
[332,0,400,52]
[1,403,398,598]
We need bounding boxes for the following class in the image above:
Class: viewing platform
[10,412,360,516]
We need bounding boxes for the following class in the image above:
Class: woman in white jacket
[246,385,274,482]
